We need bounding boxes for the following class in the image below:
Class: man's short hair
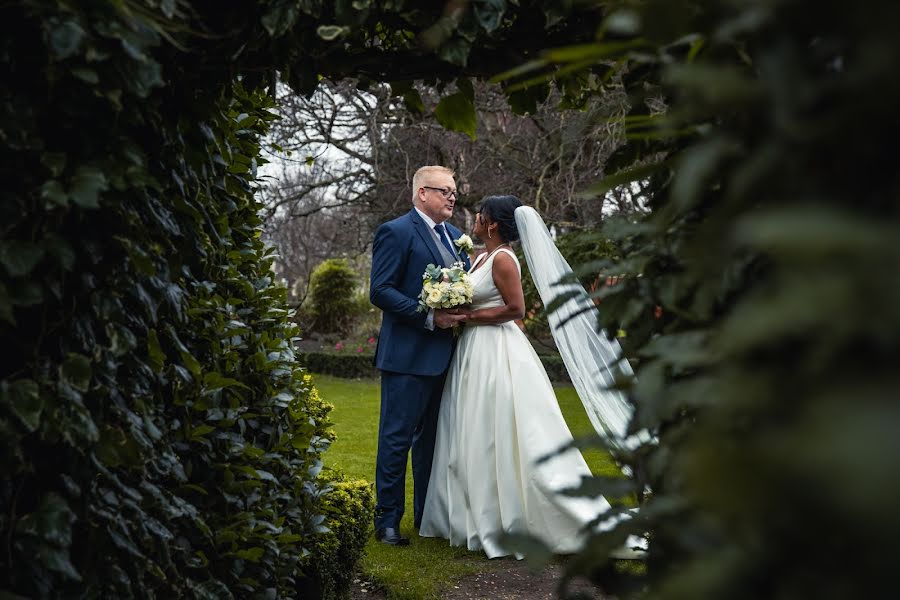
[412,166,455,201]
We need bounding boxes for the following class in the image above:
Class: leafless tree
[261,76,650,303]
[260,80,402,302]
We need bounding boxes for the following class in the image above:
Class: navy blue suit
[369,208,469,530]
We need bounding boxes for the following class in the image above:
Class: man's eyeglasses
[422,186,459,200]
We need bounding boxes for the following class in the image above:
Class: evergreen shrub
[300,469,374,600]
[307,259,364,334]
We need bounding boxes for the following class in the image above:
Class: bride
[418,195,641,558]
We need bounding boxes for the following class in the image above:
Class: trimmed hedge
[301,470,374,600]
[301,351,572,383]
[300,353,379,380]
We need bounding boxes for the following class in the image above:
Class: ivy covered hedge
[499,2,900,598]
[1,3,345,597]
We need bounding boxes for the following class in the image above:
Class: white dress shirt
[414,207,455,331]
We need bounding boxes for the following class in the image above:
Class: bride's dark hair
[477,195,523,243]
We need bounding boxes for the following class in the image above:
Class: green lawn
[313,374,621,600]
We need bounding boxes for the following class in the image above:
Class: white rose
[454,234,474,254]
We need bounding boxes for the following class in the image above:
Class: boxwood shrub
[299,469,374,600]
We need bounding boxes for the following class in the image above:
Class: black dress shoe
[375,527,410,546]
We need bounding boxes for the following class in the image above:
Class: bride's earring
[488,227,493,239]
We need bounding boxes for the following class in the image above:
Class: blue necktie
[434,224,457,259]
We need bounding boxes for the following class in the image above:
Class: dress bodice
[468,247,520,310]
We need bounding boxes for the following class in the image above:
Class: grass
[313,374,621,600]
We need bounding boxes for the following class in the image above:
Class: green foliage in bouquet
[417,263,473,313]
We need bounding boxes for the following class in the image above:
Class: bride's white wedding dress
[419,248,613,558]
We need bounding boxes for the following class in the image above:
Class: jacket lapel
[408,209,444,266]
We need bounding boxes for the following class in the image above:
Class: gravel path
[350,562,607,600]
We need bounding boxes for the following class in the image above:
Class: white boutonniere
[453,234,474,257]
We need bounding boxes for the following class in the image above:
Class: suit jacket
[370,209,470,376]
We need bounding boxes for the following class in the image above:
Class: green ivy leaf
[473,0,506,32]
[69,166,108,208]
[456,77,474,101]
[19,494,81,580]
[203,372,251,392]
[316,25,348,41]
[191,424,216,438]
[147,329,167,372]
[128,59,164,98]
[438,38,471,67]
[0,240,46,277]
[435,92,477,140]
[38,545,82,581]
[390,81,425,115]
[180,349,202,377]
[402,88,425,114]
[61,353,92,392]
[262,0,300,37]
[71,67,99,84]
[506,84,548,115]
[2,379,43,432]
[235,547,265,562]
[49,20,85,59]
[41,180,68,206]
[46,235,76,271]
[21,493,77,546]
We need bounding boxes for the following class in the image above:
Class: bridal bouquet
[417,262,474,312]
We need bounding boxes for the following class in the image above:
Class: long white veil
[514,206,637,449]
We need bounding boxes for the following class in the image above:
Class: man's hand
[434,309,467,329]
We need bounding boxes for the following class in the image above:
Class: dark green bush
[501,2,900,599]
[307,259,364,334]
[299,350,573,384]
[301,469,374,600]
[518,231,620,352]
[300,353,379,380]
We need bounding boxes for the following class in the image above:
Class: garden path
[351,562,606,599]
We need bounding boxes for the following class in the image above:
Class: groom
[369,165,469,546]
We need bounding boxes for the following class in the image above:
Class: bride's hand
[451,305,471,321]
[434,309,466,329]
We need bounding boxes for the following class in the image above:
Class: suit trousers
[375,369,446,530]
